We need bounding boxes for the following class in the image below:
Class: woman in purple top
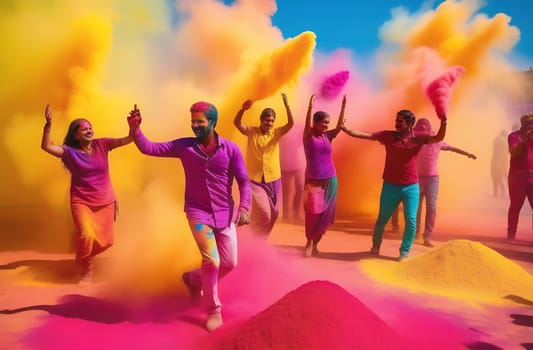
[342,110,447,261]
[40,104,132,285]
[127,102,251,332]
[507,113,533,240]
[302,94,344,257]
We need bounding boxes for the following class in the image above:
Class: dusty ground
[0,195,532,350]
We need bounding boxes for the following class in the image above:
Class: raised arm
[303,94,315,140]
[233,100,253,135]
[427,117,447,144]
[341,126,374,140]
[340,102,374,140]
[41,104,65,157]
[279,93,294,136]
[329,95,346,138]
[109,135,133,150]
[442,145,476,159]
[127,104,178,157]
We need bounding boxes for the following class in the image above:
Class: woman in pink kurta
[41,105,132,284]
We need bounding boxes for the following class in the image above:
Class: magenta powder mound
[214,280,411,350]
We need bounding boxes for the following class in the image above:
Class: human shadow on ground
[464,342,503,350]
[272,244,398,262]
[490,246,533,264]
[505,295,533,307]
[329,220,374,236]
[510,313,533,327]
[0,258,79,284]
[0,293,199,325]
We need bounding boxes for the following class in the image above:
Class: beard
[192,125,212,140]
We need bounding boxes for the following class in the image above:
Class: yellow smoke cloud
[0,0,315,297]
[240,31,316,101]
[0,0,527,295]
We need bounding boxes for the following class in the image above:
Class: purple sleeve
[133,128,179,157]
[231,143,252,211]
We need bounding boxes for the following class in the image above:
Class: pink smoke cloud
[319,70,350,100]
[425,66,465,119]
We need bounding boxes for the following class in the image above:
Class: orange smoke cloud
[335,0,524,217]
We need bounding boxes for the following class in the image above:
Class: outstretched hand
[234,208,250,226]
[281,93,289,106]
[241,100,253,111]
[45,104,52,123]
[127,104,142,130]
[309,93,316,106]
[341,118,347,129]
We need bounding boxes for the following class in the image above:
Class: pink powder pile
[213,280,411,350]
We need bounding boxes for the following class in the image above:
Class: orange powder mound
[212,280,411,350]
[361,240,533,304]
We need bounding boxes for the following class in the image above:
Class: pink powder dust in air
[319,70,350,100]
[212,280,412,350]
[425,66,465,118]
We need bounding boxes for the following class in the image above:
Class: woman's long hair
[63,118,90,149]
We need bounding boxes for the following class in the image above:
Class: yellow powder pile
[360,239,533,303]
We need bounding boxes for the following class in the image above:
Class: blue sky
[270,0,532,70]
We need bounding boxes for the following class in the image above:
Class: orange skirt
[70,201,115,259]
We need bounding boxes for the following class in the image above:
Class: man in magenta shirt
[507,113,533,240]
[127,102,251,332]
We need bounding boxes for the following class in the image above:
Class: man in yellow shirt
[234,93,294,236]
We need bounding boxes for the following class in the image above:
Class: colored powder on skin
[319,70,350,100]
[210,280,412,350]
[360,240,533,304]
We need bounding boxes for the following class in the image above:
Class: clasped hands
[127,104,142,130]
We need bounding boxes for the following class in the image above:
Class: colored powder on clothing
[212,280,411,350]
[319,70,350,100]
[360,240,533,304]
[425,65,465,118]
